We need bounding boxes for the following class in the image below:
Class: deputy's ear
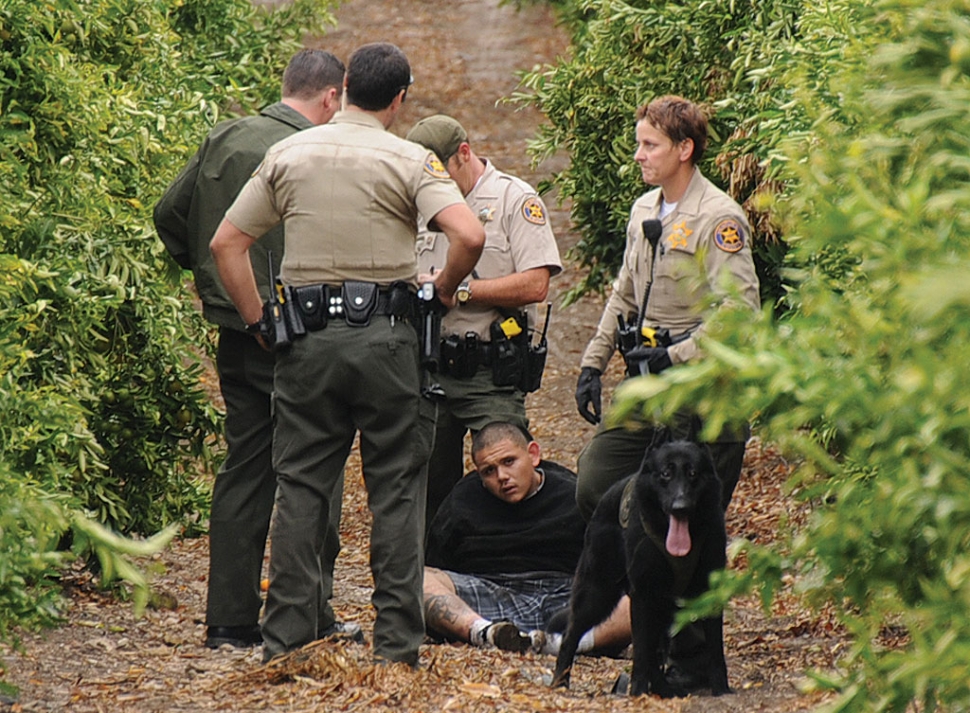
[678,137,694,163]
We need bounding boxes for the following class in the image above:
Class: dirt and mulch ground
[1,1,850,710]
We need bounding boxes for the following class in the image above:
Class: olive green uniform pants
[575,421,746,521]
[263,319,432,665]
[208,328,341,630]
[425,368,527,532]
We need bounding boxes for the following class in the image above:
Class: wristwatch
[245,320,262,335]
[456,281,472,305]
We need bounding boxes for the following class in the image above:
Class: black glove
[623,345,672,376]
[575,367,603,425]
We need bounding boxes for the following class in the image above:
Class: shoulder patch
[713,219,745,253]
[522,196,547,225]
[423,153,451,179]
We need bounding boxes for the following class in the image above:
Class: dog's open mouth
[666,515,691,557]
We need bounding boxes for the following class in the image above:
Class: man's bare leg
[422,567,532,652]
[423,567,481,641]
[590,595,632,652]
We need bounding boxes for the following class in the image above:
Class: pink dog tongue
[666,515,691,557]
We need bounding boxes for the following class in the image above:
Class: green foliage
[0,0,336,644]
[610,0,970,709]
[514,0,880,310]
[514,0,797,305]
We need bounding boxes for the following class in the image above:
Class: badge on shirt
[424,153,450,179]
[478,206,495,224]
[714,219,745,253]
[666,220,692,251]
[522,197,547,225]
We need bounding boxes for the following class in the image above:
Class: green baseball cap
[406,114,468,164]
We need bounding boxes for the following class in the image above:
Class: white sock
[576,630,596,653]
[469,618,492,647]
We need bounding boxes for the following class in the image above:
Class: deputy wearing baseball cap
[407,114,562,529]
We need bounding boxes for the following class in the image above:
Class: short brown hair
[635,95,708,164]
[282,49,345,100]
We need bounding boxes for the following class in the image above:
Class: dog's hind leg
[551,573,625,688]
[550,538,627,690]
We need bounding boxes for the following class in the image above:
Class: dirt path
[0,2,841,711]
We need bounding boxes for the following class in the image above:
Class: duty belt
[291,281,414,330]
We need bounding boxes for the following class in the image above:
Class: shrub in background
[514,0,877,311]
[611,0,970,710]
[0,0,336,644]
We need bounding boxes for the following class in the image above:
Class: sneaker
[485,621,532,653]
[318,621,365,645]
[205,625,262,649]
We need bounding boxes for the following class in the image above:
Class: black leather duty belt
[291,281,414,330]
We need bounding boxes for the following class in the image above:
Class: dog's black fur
[551,440,730,698]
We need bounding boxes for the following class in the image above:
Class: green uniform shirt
[581,169,761,371]
[153,102,313,330]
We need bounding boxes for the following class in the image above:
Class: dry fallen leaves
[0,0,857,711]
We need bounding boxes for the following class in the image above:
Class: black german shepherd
[551,440,730,697]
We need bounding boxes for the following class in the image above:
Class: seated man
[423,421,630,654]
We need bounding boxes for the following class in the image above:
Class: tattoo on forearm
[424,594,461,627]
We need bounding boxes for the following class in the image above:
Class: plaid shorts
[445,571,573,632]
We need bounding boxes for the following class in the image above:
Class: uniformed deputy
[573,94,760,693]
[406,115,562,527]
[152,49,350,650]
[210,43,485,666]
[574,95,761,519]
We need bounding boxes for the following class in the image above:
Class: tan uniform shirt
[416,159,562,339]
[226,111,465,287]
[581,169,760,371]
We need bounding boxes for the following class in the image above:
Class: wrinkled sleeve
[668,213,760,364]
[580,218,643,371]
[224,158,282,240]
[153,147,203,268]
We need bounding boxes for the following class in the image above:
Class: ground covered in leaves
[2,0,848,710]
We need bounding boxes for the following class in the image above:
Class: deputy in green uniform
[406,115,562,527]
[210,43,485,666]
[153,49,348,650]
[573,95,760,691]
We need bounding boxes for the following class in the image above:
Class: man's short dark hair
[636,95,708,164]
[345,42,411,112]
[282,49,345,100]
[471,422,533,462]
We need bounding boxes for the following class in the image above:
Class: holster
[489,319,525,388]
[440,332,481,378]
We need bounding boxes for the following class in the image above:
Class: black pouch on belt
[342,281,379,327]
[489,320,523,387]
[294,284,327,331]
